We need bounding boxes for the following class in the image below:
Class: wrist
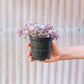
[59,47,72,60]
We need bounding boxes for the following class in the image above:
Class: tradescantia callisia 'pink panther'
[17,23,59,40]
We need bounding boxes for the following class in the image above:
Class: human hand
[27,42,61,63]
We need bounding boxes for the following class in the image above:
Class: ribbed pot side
[29,36,52,60]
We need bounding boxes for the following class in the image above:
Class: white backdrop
[0,0,84,84]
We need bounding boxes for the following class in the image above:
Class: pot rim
[29,35,52,39]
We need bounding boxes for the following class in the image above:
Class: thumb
[51,42,58,55]
[52,42,56,50]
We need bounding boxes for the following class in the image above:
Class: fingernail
[27,43,31,47]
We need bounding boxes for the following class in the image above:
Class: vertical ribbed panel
[0,0,84,84]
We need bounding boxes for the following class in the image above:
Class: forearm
[59,45,84,60]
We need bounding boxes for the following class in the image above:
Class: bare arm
[60,45,84,60]
[27,43,84,63]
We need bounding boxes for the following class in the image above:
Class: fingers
[28,51,35,62]
[27,43,31,57]
[27,49,35,62]
[29,57,35,62]
[27,43,31,47]
[27,43,35,62]
[28,50,32,57]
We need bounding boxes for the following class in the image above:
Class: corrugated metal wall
[0,0,84,84]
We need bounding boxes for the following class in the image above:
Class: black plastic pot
[29,36,52,60]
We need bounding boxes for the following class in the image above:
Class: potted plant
[17,23,59,60]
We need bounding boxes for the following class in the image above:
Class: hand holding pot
[28,42,61,63]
